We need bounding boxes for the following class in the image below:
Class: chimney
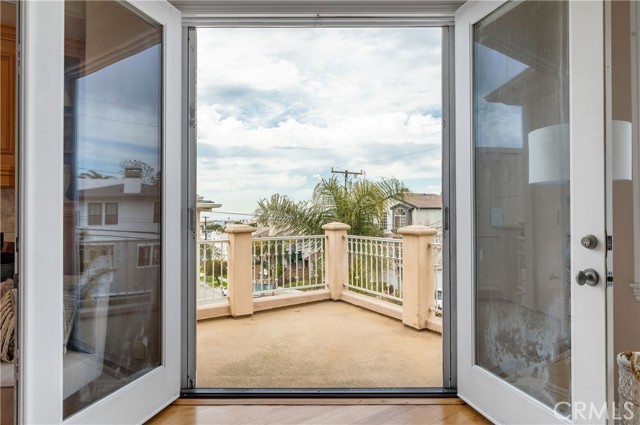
[124,167,142,194]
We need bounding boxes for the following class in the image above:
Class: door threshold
[180,388,458,400]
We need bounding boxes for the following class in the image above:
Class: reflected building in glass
[62,0,163,417]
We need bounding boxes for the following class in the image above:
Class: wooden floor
[147,398,491,425]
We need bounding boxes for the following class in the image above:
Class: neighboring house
[385,193,442,234]
[77,169,161,296]
[384,193,444,308]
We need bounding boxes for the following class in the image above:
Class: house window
[394,208,407,230]
[81,244,115,272]
[138,243,160,267]
[105,203,118,225]
[88,203,102,225]
[153,202,161,223]
[382,212,388,230]
[152,244,161,266]
[138,245,151,267]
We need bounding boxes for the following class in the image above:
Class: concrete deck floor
[196,301,442,388]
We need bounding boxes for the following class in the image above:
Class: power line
[337,146,442,170]
[331,167,364,188]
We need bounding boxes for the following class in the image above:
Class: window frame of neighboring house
[88,202,103,225]
[80,243,115,272]
[105,202,119,225]
[137,243,161,268]
[393,207,409,231]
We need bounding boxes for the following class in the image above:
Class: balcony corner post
[225,224,257,317]
[398,225,437,330]
[322,222,351,300]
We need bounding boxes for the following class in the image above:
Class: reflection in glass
[63,1,162,417]
[473,1,571,413]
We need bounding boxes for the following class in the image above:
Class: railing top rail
[197,239,229,244]
[252,235,325,242]
[347,235,402,243]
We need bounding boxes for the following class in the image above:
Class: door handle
[575,268,600,286]
[580,234,598,249]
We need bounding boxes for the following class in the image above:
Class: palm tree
[255,176,408,236]
[78,170,114,179]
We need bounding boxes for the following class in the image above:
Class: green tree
[207,223,224,232]
[255,176,408,236]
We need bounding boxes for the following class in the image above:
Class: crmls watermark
[553,401,635,421]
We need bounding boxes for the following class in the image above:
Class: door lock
[580,234,598,249]
[575,268,600,286]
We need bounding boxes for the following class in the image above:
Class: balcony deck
[197,300,442,388]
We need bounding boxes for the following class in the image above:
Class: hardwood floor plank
[147,400,491,425]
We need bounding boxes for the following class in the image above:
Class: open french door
[455,1,608,424]
[20,0,181,423]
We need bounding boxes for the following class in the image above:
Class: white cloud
[196,28,443,217]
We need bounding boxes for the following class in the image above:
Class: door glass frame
[19,1,182,423]
[455,0,608,423]
[180,16,457,395]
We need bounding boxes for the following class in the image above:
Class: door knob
[575,268,600,286]
[580,234,598,249]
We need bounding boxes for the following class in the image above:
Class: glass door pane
[62,0,162,417]
[473,0,571,412]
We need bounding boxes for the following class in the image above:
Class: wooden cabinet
[1,25,15,189]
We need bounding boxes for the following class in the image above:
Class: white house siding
[412,208,442,230]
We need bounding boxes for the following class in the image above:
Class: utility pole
[331,168,364,189]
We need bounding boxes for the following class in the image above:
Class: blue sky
[75,45,162,178]
[197,28,443,220]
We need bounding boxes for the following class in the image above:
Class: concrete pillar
[398,225,437,330]
[226,224,256,317]
[322,222,351,300]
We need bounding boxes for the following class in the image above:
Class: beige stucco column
[398,225,437,330]
[322,222,350,300]
[226,224,256,317]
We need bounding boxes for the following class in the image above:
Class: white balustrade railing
[197,239,229,304]
[252,235,326,297]
[346,235,403,304]
[430,239,443,314]
[196,230,441,318]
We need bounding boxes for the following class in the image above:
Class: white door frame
[19,1,182,423]
[455,1,608,423]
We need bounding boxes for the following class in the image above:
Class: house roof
[393,193,442,209]
[78,183,160,199]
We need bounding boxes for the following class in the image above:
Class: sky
[196,27,443,221]
[75,45,162,178]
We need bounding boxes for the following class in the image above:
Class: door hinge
[189,207,196,234]
[444,206,450,231]
[189,103,197,128]
[16,43,21,76]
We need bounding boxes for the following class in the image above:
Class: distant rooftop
[399,193,442,209]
